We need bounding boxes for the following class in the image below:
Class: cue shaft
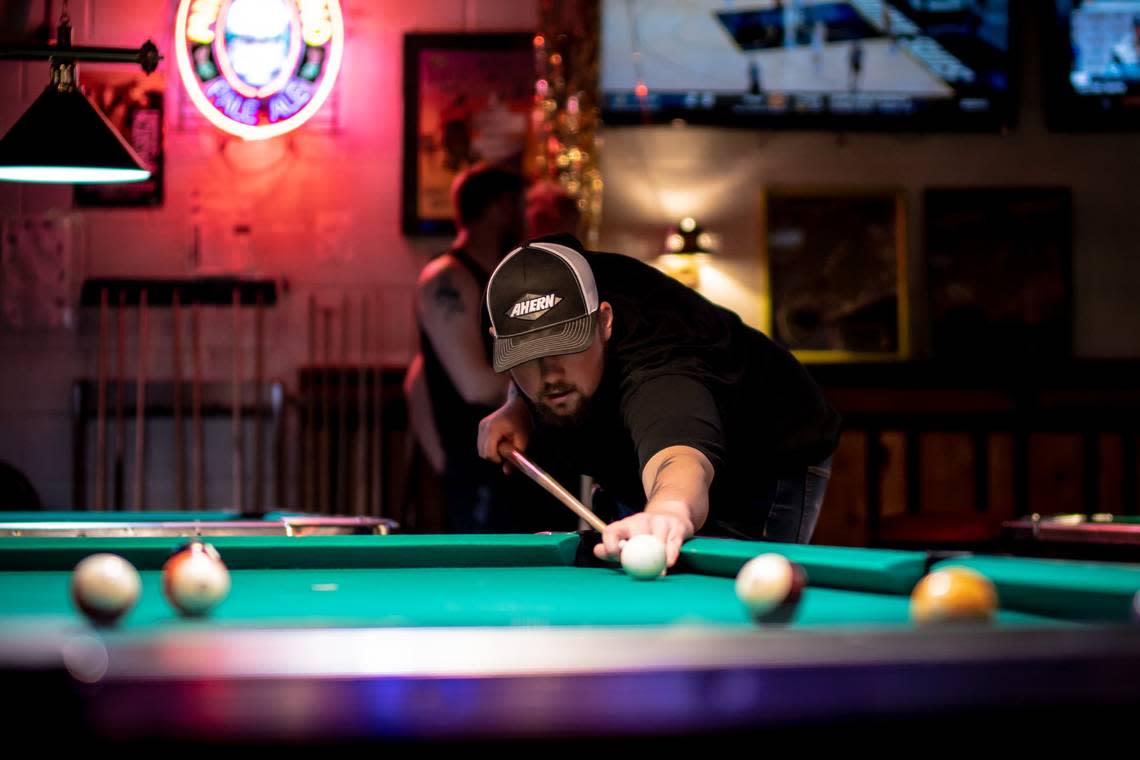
[95,287,109,511]
[498,444,607,533]
[133,288,148,510]
[232,287,243,512]
[172,289,186,510]
[370,290,382,518]
[357,294,368,516]
[191,302,204,509]
[339,293,349,515]
[304,294,317,512]
[254,290,265,513]
[320,307,332,514]
[114,290,126,510]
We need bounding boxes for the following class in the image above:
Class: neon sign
[175,0,343,140]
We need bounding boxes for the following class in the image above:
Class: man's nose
[538,356,563,378]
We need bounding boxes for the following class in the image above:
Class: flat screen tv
[1046,0,1140,130]
[600,0,1013,131]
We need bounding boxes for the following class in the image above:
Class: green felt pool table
[2,525,1140,745]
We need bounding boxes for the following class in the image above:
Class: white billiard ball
[620,534,667,580]
[71,553,141,625]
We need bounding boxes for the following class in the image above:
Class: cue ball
[735,553,807,624]
[162,541,231,616]
[71,553,141,625]
[620,534,667,580]
[910,567,997,625]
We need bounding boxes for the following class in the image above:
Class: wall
[0,0,537,508]
[597,12,1140,355]
[1,2,1138,512]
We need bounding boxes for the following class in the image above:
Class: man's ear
[598,301,614,341]
[491,193,515,223]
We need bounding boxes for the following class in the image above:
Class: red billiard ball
[71,553,141,626]
[735,553,807,624]
[162,541,230,617]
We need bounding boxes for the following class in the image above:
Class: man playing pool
[477,234,841,568]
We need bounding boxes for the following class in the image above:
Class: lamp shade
[0,83,151,183]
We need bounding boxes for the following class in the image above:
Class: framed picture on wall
[762,187,907,361]
[402,33,535,236]
[924,187,1072,360]
[73,69,164,208]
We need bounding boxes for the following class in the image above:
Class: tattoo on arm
[433,274,464,316]
[647,457,677,501]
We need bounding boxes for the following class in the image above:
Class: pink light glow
[174,0,345,141]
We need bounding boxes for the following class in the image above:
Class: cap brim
[492,313,596,372]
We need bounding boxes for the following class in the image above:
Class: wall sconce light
[658,217,714,288]
[0,11,160,183]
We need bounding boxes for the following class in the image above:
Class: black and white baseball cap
[485,238,599,372]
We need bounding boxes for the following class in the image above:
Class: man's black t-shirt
[526,244,841,528]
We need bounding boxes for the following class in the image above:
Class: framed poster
[402,33,534,235]
[73,70,164,208]
[762,187,907,361]
[925,187,1072,359]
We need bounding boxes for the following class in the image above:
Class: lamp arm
[0,40,161,74]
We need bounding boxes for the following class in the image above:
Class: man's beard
[533,387,594,429]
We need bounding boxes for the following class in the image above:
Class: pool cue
[114,290,126,510]
[320,306,332,514]
[338,293,350,515]
[231,286,243,512]
[95,288,109,511]
[497,443,607,533]
[370,289,382,518]
[579,475,595,532]
[172,290,186,510]
[133,288,148,511]
[191,301,204,509]
[356,294,369,516]
[304,294,317,512]
[253,290,265,513]
[273,378,286,511]
[133,287,151,509]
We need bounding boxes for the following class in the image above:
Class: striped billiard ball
[910,567,997,625]
[735,553,807,624]
[162,541,231,617]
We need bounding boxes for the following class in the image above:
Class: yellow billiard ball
[910,566,998,625]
